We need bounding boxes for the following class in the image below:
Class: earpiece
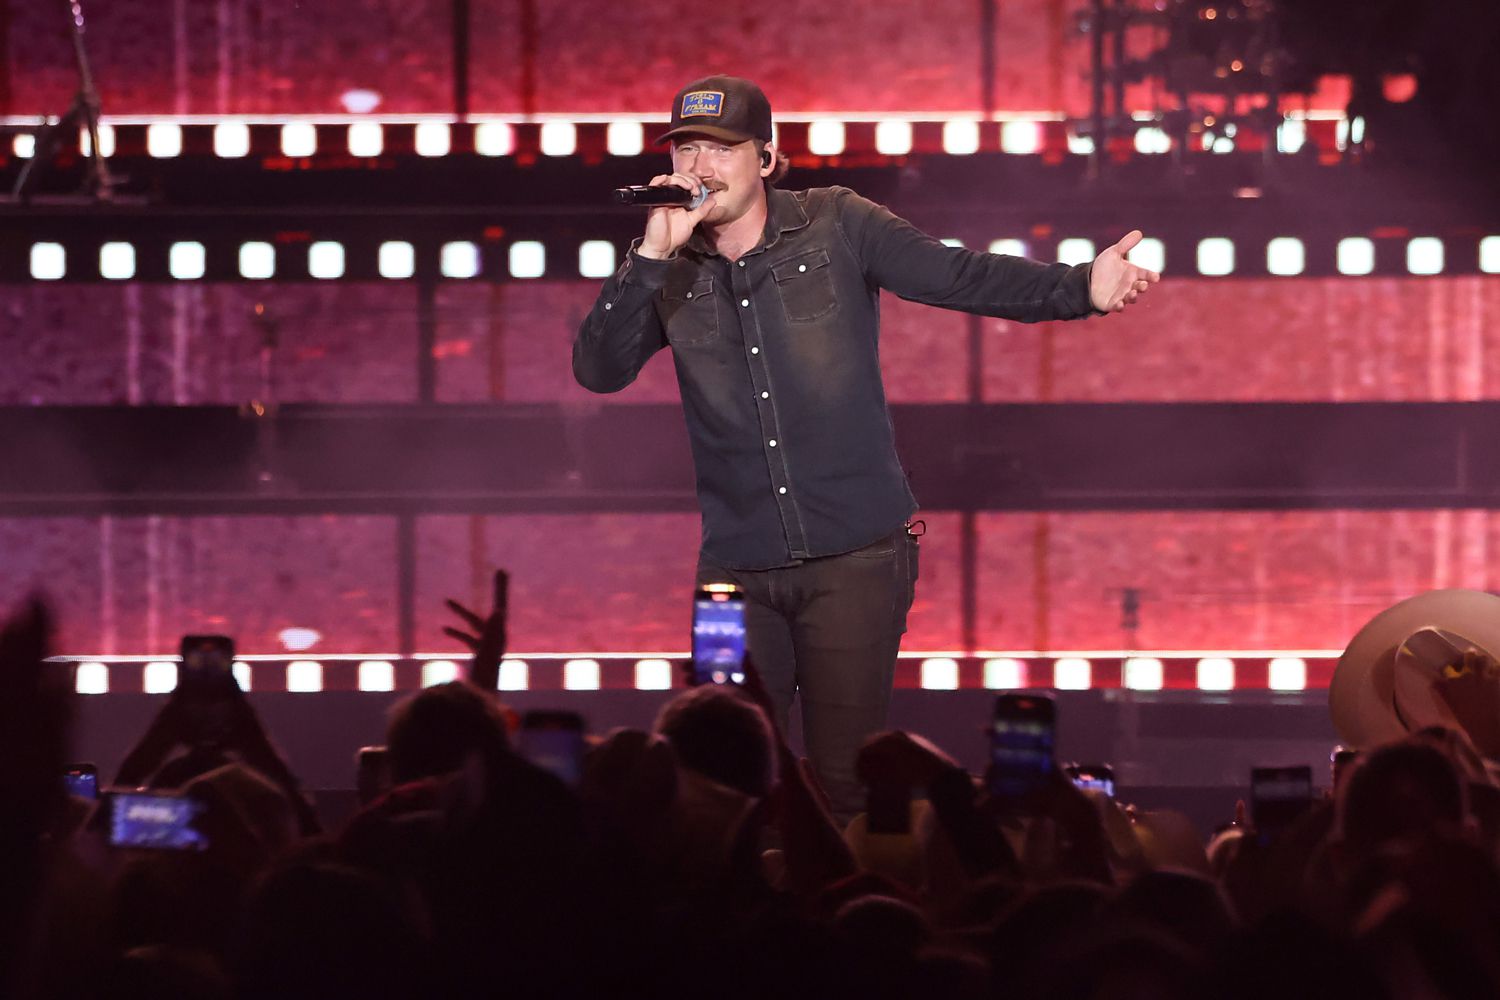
[761,149,772,168]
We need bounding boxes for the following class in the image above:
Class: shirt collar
[686,185,810,258]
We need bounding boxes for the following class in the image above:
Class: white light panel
[984,658,1027,689]
[14,133,35,158]
[1196,657,1235,691]
[75,662,109,695]
[143,661,178,694]
[80,124,116,158]
[308,241,345,279]
[414,121,451,157]
[146,122,183,158]
[347,121,384,157]
[441,241,481,279]
[1337,237,1374,276]
[1266,237,1305,276]
[920,657,960,690]
[239,241,275,280]
[942,119,980,155]
[1000,120,1042,154]
[1124,657,1164,691]
[634,658,674,690]
[1065,131,1095,155]
[1277,118,1306,154]
[1268,657,1307,691]
[99,242,135,280]
[1481,237,1500,274]
[606,121,644,156]
[232,661,252,692]
[286,660,324,692]
[379,241,415,279]
[1057,238,1095,266]
[498,659,529,691]
[1197,237,1235,276]
[474,122,514,157]
[940,238,964,248]
[988,239,1028,257]
[1406,237,1443,275]
[214,122,250,157]
[563,658,600,691]
[807,119,845,156]
[358,660,395,692]
[30,243,65,280]
[509,240,546,278]
[422,659,461,687]
[170,242,206,280]
[539,121,576,156]
[579,240,616,278]
[1133,127,1170,154]
[874,120,913,155]
[1054,657,1092,690]
[1130,237,1165,274]
[281,122,317,157]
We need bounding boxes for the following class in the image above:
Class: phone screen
[107,792,207,851]
[64,765,99,800]
[1067,764,1115,798]
[1251,765,1314,842]
[520,712,586,787]
[988,694,1056,803]
[692,585,746,686]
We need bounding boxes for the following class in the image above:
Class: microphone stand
[12,0,115,202]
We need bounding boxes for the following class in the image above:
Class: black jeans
[697,526,920,823]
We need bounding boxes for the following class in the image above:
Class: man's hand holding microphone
[631,173,717,261]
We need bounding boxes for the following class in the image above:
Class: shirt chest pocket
[771,248,839,324]
[659,276,719,347]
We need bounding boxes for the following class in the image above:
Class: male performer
[574,75,1159,820]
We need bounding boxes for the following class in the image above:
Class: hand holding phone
[64,763,99,800]
[1250,765,1314,844]
[106,790,208,851]
[1065,763,1116,799]
[986,694,1056,810]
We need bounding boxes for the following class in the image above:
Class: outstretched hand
[1089,230,1161,313]
[445,569,509,693]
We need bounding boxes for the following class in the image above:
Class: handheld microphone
[613,185,712,209]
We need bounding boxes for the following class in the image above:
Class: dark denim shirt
[573,185,1098,570]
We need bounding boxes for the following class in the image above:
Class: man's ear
[760,143,776,175]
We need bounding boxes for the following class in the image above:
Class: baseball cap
[655,75,773,146]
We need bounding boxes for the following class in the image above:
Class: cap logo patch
[680,91,725,118]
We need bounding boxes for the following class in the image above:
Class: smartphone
[519,711,586,787]
[106,790,208,851]
[987,693,1056,805]
[1250,765,1314,844]
[1066,763,1115,799]
[692,584,747,686]
[64,763,99,800]
[1330,746,1359,792]
[355,746,391,806]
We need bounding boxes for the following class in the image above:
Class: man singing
[574,75,1158,820]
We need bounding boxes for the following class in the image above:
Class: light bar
[281,122,317,157]
[232,661,252,692]
[30,243,65,280]
[1196,657,1235,691]
[606,121,644,157]
[874,120,913,155]
[421,659,461,687]
[1480,236,1500,275]
[1337,237,1375,276]
[579,240,617,278]
[539,121,577,157]
[169,242,206,280]
[807,119,846,156]
[308,241,346,280]
[497,659,529,691]
[358,660,396,692]
[214,122,250,158]
[634,658,674,691]
[440,241,481,279]
[942,120,980,155]
[989,239,1028,257]
[1057,239,1095,266]
[1054,657,1092,690]
[1000,120,1042,155]
[1130,237,1166,275]
[379,241,415,279]
[1406,237,1443,276]
[984,658,1027,689]
[143,661,178,694]
[146,123,182,158]
[1266,237,1305,276]
[75,661,109,695]
[1197,238,1235,276]
[286,660,324,692]
[100,242,136,280]
[1134,127,1171,155]
[473,122,514,157]
[1268,657,1307,691]
[79,124,116,158]
[414,121,451,157]
[347,122,384,158]
[509,241,546,279]
[562,658,601,691]
[920,657,960,690]
[239,242,275,280]
[1123,657,1163,691]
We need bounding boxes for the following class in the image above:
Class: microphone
[613,185,712,209]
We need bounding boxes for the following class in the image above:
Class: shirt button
[738,261,746,267]
[769,439,777,447]
[685,292,693,299]
[750,347,760,355]
[603,303,612,311]
[778,487,787,494]
[760,391,769,399]
[740,298,750,307]
[798,264,807,272]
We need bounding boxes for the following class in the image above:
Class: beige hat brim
[1331,588,1500,747]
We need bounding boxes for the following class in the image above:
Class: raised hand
[445,569,509,693]
[1089,230,1162,313]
